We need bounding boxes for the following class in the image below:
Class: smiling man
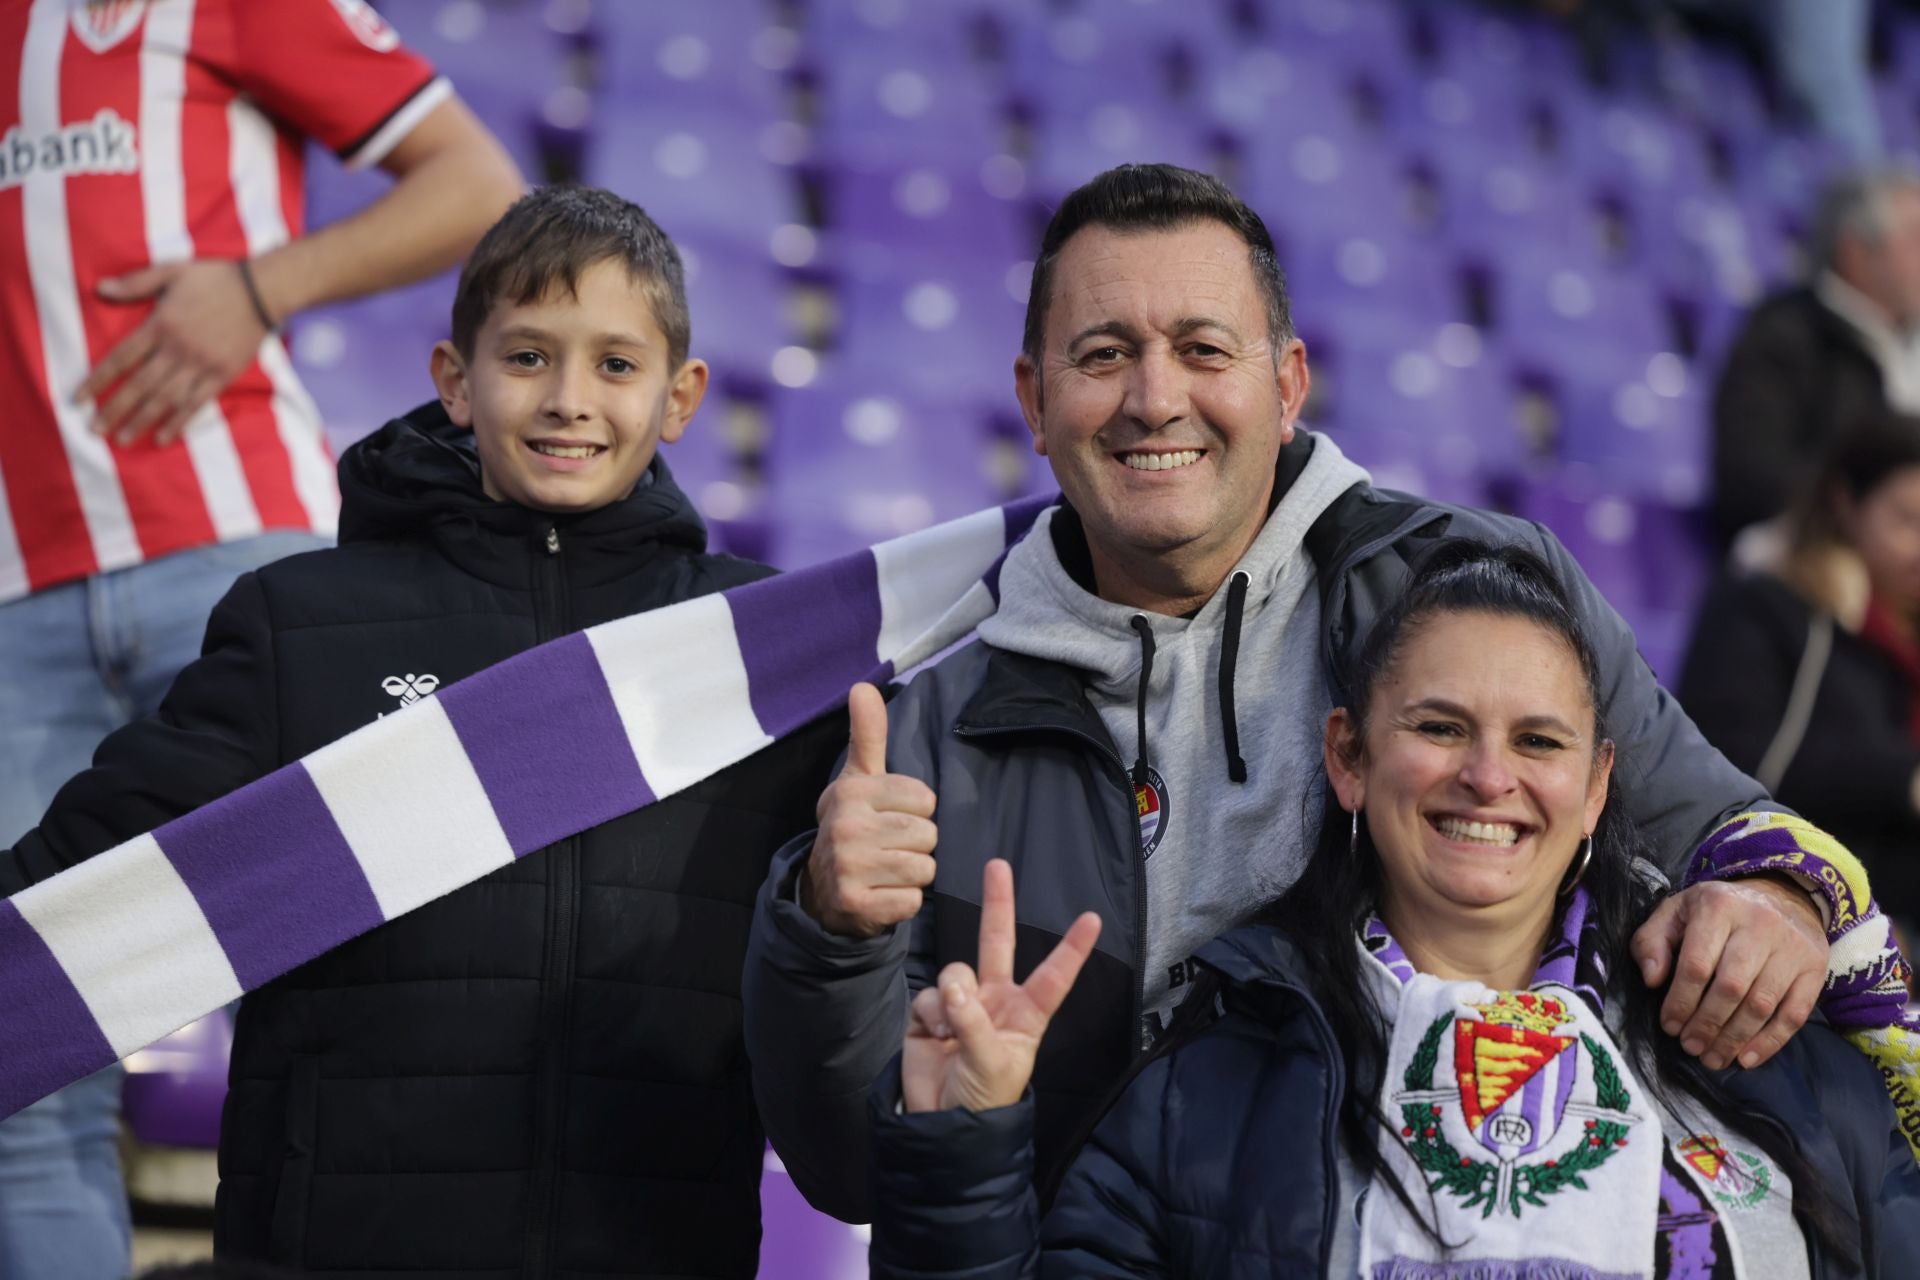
[743,164,1857,1220]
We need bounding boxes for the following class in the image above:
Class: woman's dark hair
[1063,541,1857,1259]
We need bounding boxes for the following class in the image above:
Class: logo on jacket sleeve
[1134,765,1168,857]
[380,673,440,710]
[327,0,401,52]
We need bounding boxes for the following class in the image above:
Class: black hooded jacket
[1,404,842,1278]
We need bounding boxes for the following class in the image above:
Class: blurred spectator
[1680,410,1920,927]
[0,2,519,1275]
[1528,0,1881,157]
[1710,171,1920,545]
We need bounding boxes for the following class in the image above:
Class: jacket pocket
[267,1053,319,1263]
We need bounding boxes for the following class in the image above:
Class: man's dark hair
[450,184,691,367]
[1020,163,1292,362]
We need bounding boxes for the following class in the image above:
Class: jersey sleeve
[227,0,451,170]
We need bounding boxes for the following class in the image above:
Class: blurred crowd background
[130,0,1920,1274]
[296,0,1907,681]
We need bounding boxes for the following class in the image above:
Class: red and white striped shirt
[0,0,447,602]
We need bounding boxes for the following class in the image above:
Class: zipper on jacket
[524,522,576,1279]
[953,721,1154,1055]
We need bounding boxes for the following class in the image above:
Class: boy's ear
[430,340,473,428]
[658,357,709,445]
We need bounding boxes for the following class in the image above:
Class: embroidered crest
[1395,989,1640,1218]
[1133,764,1168,857]
[69,0,147,54]
[327,0,400,53]
[1678,1134,1772,1210]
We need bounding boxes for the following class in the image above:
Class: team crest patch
[328,0,401,52]
[69,0,147,54]
[1394,987,1641,1218]
[1134,765,1168,857]
[1678,1134,1772,1210]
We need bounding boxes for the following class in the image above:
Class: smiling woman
[868,540,1918,1280]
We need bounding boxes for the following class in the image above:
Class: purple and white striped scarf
[0,495,1053,1120]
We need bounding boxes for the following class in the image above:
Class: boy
[0,187,840,1278]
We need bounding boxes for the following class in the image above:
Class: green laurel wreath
[1398,1014,1633,1218]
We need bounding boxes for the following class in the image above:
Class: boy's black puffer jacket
[1,403,843,1279]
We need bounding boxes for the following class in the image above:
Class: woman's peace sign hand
[901,858,1103,1114]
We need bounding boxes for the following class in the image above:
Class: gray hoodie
[977,435,1370,1019]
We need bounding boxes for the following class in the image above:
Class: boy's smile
[431,257,708,514]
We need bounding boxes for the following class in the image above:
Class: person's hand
[902,859,1102,1113]
[801,682,939,938]
[1631,876,1826,1070]
[76,260,272,447]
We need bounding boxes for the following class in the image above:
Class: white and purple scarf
[1357,895,1809,1280]
[1358,891,1666,1280]
[0,496,1050,1120]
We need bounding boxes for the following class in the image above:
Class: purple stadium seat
[121,1011,232,1151]
[1506,479,1707,682]
[818,162,1028,276]
[581,104,801,253]
[1283,229,1464,333]
[1306,312,1519,506]
[293,299,447,451]
[812,48,1005,170]
[1242,125,1421,248]
[761,378,1011,567]
[678,238,794,387]
[1490,249,1676,371]
[374,0,563,175]
[825,256,1028,408]
[590,0,788,118]
[759,1147,868,1277]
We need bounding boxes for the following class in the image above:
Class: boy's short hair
[450,185,692,367]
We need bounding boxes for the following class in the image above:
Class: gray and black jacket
[743,430,1775,1222]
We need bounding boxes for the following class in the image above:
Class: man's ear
[430,340,473,428]
[1274,337,1310,446]
[1014,353,1047,457]
[1324,708,1365,813]
[658,357,709,445]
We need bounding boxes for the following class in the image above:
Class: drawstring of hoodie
[1129,614,1155,787]
[1220,570,1250,783]
[1130,570,1251,789]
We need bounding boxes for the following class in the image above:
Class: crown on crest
[1469,991,1573,1034]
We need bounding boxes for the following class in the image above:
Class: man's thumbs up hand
[801,683,939,938]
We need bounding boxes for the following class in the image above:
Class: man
[0,0,520,1271]
[1712,170,1920,544]
[745,164,1841,1221]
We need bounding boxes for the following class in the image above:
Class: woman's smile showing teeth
[1430,815,1523,847]
[1120,449,1203,471]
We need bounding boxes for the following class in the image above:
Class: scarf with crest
[1355,890,1813,1280]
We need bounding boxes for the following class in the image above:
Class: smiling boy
[0,186,840,1278]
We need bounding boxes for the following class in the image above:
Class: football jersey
[0,0,448,601]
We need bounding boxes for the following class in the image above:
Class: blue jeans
[0,531,328,1279]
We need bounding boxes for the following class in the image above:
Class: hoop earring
[1349,808,1360,856]
[1559,835,1594,897]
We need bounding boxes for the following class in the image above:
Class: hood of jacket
[335,400,712,588]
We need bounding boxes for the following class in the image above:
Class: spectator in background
[1683,412,1920,930]
[1710,171,1920,546]
[0,1,519,1275]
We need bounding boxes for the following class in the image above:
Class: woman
[870,542,1919,1278]
[1681,412,1920,926]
